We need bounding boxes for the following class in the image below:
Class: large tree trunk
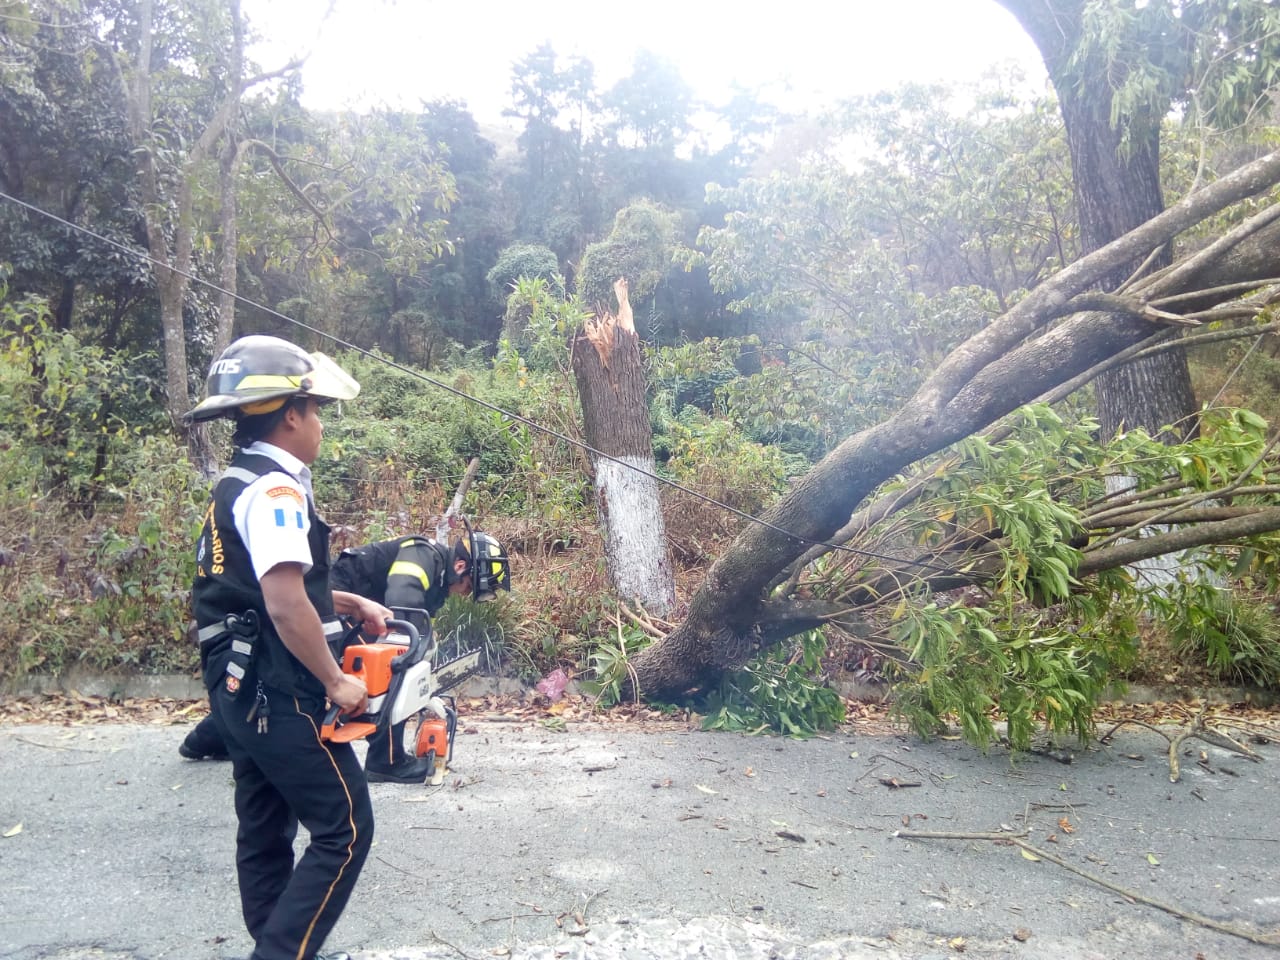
[119,0,256,439]
[571,278,676,617]
[628,149,1280,701]
[1059,93,1197,440]
[125,0,188,429]
[995,0,1197,441]
[213,18,248,357]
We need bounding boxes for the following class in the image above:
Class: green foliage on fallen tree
[806,402,1280,748]
[700,629,846,738]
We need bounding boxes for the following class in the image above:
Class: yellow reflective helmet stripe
[236,373,306,391]
[387,560,430,590]
[238,396,290,416]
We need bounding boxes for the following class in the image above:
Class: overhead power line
[0,188,965,576]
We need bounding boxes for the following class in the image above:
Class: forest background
[5,0,1280,746]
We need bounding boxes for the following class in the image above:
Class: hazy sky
[240,1,1049,124]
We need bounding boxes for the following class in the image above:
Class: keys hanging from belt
[245,682,270,734]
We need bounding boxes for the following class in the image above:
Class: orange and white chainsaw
[320,617,481,780]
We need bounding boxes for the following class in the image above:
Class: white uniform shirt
[231,441,316,580]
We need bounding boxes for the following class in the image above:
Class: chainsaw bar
[432,647,482,695]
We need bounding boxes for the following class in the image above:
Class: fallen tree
[629,149,1280,704]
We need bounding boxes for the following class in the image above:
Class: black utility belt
[198,612,345,697]
[197,613,346,649]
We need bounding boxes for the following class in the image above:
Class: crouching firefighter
[187,334,393,960]
[330,527,511,783]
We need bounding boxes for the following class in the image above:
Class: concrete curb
[5,671,1276,708]
[2,671,529,701]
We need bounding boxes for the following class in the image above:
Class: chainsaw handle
[330,616,418,665]
[319,703,344,741]
[328,618,366,663]
[319,618,422,745]
[319,702,378,743]
[384,618,425,674]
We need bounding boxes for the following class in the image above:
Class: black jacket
[330,536,453,631]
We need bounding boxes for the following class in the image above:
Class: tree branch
[1087,432,1280,553]
[242,139,337,244]
[1054,291,1198,326]
[918,149,1280,412]
[1077,508,1280,575]
[893,827,1280,946]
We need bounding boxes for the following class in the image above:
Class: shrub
[0,433,204,678]
[0,296,169,511]
[432,592,520,676]
[660,409,800,561]
[0,295,202,679]
[1161,584,1280,689]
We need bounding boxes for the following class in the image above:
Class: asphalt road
[1,714,1277,960]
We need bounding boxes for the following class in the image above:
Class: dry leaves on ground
[0,692,209,726]
[0,690,1274,740]
[1093,700,1280,739]
[0,691,709,730]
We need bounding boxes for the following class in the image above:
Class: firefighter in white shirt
[187,335,389,960]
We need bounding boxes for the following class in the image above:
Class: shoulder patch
[265,485,303,504]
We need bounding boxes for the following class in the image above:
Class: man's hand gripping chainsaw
[320,617,481,769]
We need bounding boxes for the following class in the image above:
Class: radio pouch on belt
[197,610,260,698]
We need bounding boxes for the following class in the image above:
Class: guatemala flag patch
[274,508,305,528]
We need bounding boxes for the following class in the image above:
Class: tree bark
[994,0,1198,441]
[124,0,189,430]
[213,8,248,356]
[118,0,273,437]
[627,148,1280,701]
[571,278,676,617]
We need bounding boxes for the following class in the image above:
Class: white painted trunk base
[594,455,675,617]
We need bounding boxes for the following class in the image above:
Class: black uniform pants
[210,678,374,960]
[365,720,412,769]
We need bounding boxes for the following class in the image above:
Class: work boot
[178,716,230,761]
[365,753,435,784]
[365,717,439,783]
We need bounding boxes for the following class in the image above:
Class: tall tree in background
[1,0,283,456]
[601,52,697,206]
[226,104,457,366]
[504,43,600,264]
[0,2,149,343]
[415,100,506,346]
[686,78,1075,459]
[321,109,457,357]
[994,0,1280,441]
[115,0,288,432]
